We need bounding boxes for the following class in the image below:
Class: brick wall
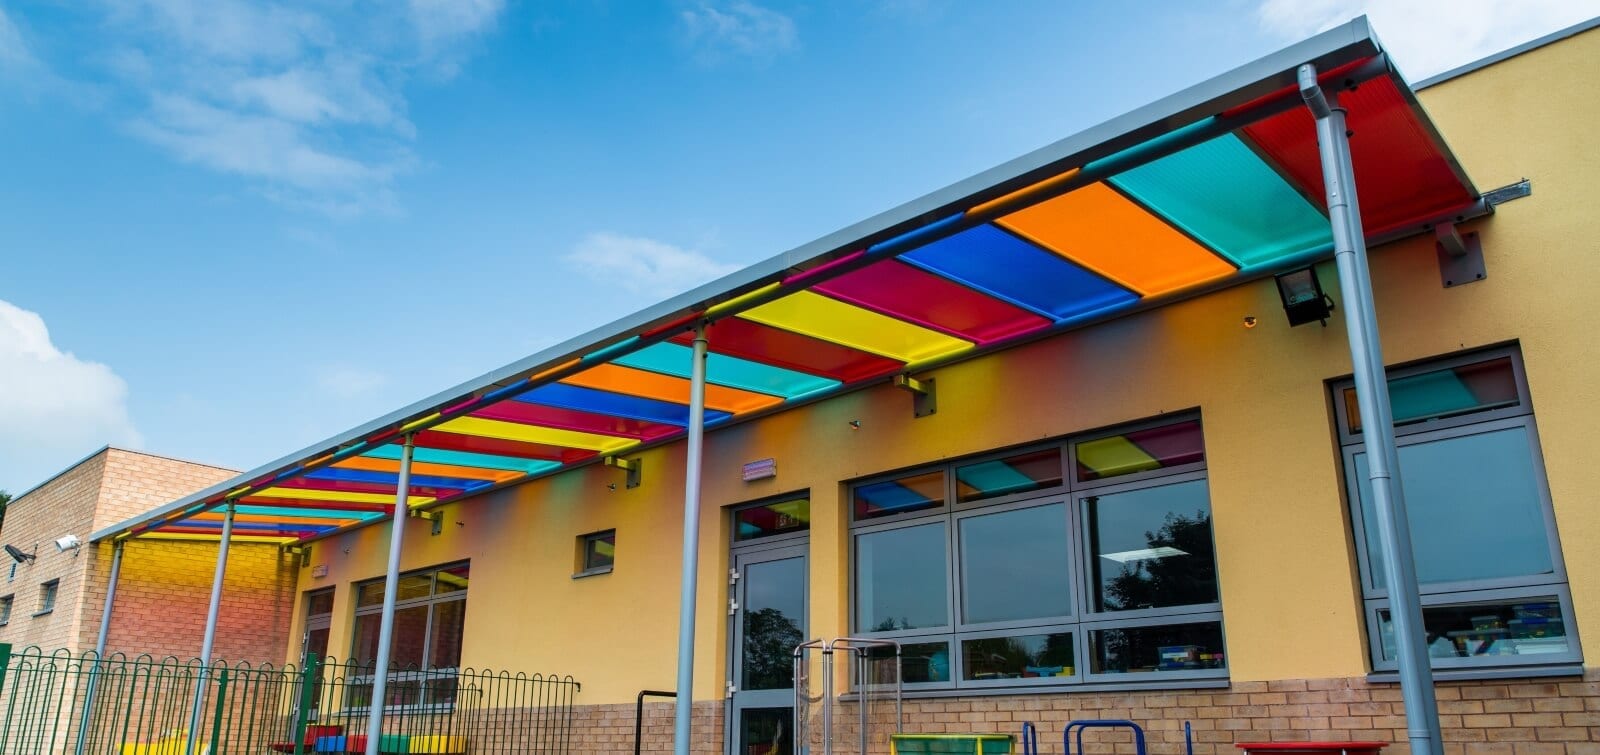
[571,675,1600,755]
[79,537,299,663]
[0,451,105,651]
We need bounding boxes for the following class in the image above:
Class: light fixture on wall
[3,544,36,564]
[1275,266,1335,327]
[54,535,82,555]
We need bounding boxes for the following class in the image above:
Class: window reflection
[1090,622,1225,674]
[1378,599,1569,661]
[1085,479,1216,612]
[962,634,1074,681]
[855,523,948,632]
[960,503,1071,624]
[855,471,945,519]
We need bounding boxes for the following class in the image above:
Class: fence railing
[0,644,580,754]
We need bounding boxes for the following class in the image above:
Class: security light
[1276,266,1335,327]
[54,535,82,554]
[3,544,35,564]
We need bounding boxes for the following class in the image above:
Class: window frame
[1362,585,1581,671]
[1334,345,1577,672]
[848,413,1224,692]
[0,594,12,625]
[34,579,58,617]
[575,530,616,578]
[729,493,812,551]
[348,562,469,712]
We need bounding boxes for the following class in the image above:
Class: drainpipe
[1299,62,1443,755]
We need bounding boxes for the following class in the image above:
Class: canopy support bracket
[604,455,642,489]
[1434,223,1486,288]
[410,509,444,536]
[280,544,311,567]
[893,375,937,418]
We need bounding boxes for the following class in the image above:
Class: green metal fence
[0,644,580,754]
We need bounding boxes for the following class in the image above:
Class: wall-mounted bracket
[409,509,444,536]
[893,375,937,418]
[1435,223,1486,288]
[604,455,642,489]
[280,545,310,567]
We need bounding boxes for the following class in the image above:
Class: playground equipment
[794,638,903,755]
[1021,719,1193,755]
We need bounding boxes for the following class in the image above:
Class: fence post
[292,655,319,755]
[209,667,229,755]
[0,643,10,698]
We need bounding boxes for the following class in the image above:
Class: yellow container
[891,733,1015,754]
[408,735,469,754]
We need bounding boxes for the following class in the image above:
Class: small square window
[0,595,13,625]
[36,580,58,616]
[576,531,615,577]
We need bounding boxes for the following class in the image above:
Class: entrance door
[301,590,333,715]
[730,545,806,755]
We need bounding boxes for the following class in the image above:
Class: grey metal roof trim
[92,17,1394,544]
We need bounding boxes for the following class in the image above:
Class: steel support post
[672,325,709,755]
[186,503,235,755]
[74,539,124,755]
[1300,62,1443,755]
[364,435,416,755]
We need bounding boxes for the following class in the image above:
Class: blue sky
[2,0,1596,493]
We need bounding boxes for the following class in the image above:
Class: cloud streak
[99,0,504,216]
[680,1,799,64]
[0,300,143,491]
[1257,0,1600,79]
[565,232,742,298]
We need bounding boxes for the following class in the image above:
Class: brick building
[0,447,297,662]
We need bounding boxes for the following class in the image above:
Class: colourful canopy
[94,18,1486,545]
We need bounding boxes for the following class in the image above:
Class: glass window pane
[429,599,466,669]
[956,449,1063,503]
[1085,479,1216,612]
[396,574,432,601]
[736,499,811,541]
[1377,598,1569,662]
[962,633,1075,681]
[865,641,951,684]
[1090,622,1226,674]
[1077,420,1204,482]
[352,614,381,667]
[1355,427,1553,588]
[307,590,334,616]
[584,532,616,571]
[1345,356,1519,433]
[383,605,430,670]
[855,470,945,520]
[436,564,469,593]
[741,557,806,691]
[959,503,1072,624]
[740,708,794,755]
[356,582,385,608]
[855,523,948,632]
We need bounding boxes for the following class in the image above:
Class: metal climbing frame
[1021,719,1193,755]
[793,638,903,755]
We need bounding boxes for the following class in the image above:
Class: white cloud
[314,365,389,399]
[0,300,142,492]
[1257,0,1600,80]
[566,232,742,298]
[680,1,799,63]
[96,0,504,216]
[0,7,39,73]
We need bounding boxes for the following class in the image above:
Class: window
[1335,347,1575,671]
[734,498,810,542]
[0,595,12,625]
[850,416,1222,690]
[575,530,615,577]
[350,563,468,708]
[36,580,58,616]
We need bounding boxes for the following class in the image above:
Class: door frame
[728,540,808,755]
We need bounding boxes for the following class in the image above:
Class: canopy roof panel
[94,17,1486,545]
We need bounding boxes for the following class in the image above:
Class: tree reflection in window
[743,607,804,690]
[1088,482,1217,613]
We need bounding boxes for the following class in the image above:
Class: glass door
[730,545,806,755]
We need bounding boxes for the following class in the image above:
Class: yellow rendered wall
[288,27,1600,705]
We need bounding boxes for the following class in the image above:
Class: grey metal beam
[1300,62,1442,755]
[186,503,235,755]
[672,326,710,755]
[364,435,416,755]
